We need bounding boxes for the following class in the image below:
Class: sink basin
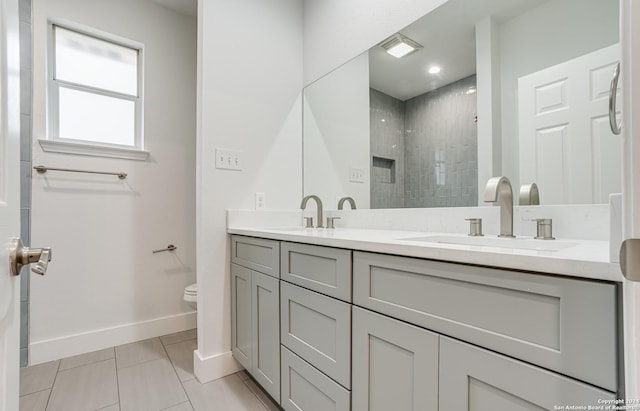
[398,235,577,252]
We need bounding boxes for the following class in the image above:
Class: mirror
[303,0,621,209]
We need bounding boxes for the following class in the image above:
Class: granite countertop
[227,226,622,282]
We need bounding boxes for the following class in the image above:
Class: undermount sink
[398,235,578,252]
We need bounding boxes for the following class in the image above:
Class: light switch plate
[349,167,365,183]
[215,148,242,171]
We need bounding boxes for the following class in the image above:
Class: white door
[518,44,621,204]
[0,0,22,410]
[621,0,640,399]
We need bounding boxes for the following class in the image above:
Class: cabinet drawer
[353,251,619,392]
[281,346,350,411]
[281,282,351,389]
[440,337,616,410]
[281,242,352,302]
[231,235,280,278]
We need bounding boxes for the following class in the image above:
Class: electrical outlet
[349,167,365,183]
[255,192,266,210]
[215,148,242,171]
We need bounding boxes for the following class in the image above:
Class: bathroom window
[42,23,148,160]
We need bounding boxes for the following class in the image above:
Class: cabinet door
[352,307,438,411]
[251,271,280,403]
[231,263,252,370]
[439,337,617,410]
[281,282,351,389]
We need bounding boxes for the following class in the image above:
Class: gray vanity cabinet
[231,264,280,403]
[439,337,616,410]
[231,235,280,278]
[353,251,618,392]
[231,263,252,370]
[230,235,281,403]
[281,242,352,301]
[281,346,350,411]
[352,307,439,411]
[250,271,280,402]
[280,281,351,389]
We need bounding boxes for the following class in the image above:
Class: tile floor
[19,329,281,411]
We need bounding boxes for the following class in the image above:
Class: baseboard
[193,349,242,383]
[29,311,197,365]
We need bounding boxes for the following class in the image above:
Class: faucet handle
[530,218,554,240]
[465,218,484,237]
[304,217,314,228]
[326,217,341,229]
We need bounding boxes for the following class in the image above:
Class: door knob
[9,238,52,276]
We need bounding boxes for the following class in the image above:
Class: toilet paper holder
[152,244,177,254]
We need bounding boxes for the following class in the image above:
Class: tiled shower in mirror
[370,75,478,208]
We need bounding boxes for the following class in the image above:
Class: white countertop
[227,226,623,282]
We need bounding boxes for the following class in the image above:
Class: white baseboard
[29,311,197,365]
[193,349,242,383]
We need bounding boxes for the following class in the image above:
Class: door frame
[621,0,640,399]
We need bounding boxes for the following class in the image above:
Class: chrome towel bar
[33,165,127,180]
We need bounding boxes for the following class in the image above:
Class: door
[621,0,640,399]
[439,337,615,410]
[0,0,22,410]
[352,307,438,411]
[231,263,252,370]
[518,44,621,204]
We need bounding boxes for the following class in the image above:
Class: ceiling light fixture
[428,66,441,75]
[379,33,423,58]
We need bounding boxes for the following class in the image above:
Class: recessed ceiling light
[379,33,423,59]
[428,66,441,74]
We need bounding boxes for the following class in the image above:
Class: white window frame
[40,20,149,161]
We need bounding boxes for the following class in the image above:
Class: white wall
[303,0,447,86]
[303,52,370,210]
[498,0,619,189]
[30,0,197,363]
[195,0,303,382]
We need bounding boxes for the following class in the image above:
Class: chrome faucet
[337,196,356,210]
[484,176,515,238]
[519,183,540,205]
[300,195,324,228]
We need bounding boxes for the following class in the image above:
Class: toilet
[183,283,197,309]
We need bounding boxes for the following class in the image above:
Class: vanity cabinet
[280,281,351,389]
[281,242,352,302]
[230,236,281,403]
[353,251,619,392]
[352,307,439,411]
[281,346,351,411]
[230,235,621,410]
[439,337,616,410]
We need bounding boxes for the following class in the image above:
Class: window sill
[38,139,149,161]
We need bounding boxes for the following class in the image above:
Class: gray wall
[404,75,478,208]
[370,75,478,209]
[19,0,32,367]
[370,89,405,208]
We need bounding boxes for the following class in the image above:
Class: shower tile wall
[19,0,32,367]
[370,89,405,208]
[404,75,478,208]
